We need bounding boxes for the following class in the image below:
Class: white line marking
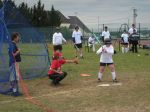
[97,83,122,87]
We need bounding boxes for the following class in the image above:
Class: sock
[122,47,124,53]
[80,53,83,57]
[93,45,95,52]
[111,71,116,80]
[125,48,128,53]
[13,88,17,92]
[98,72,103,80]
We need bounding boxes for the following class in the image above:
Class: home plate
[80,74,91,77]
[97,83,122,87]
[97,84,110,87]
[111,83,122,86]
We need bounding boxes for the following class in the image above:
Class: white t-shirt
[52,32,66,45]
[88,37,95,44]
[96,45,114,63]
[72,30,82,44]
[128,28,137,35]
[121,33,129,43]
[102,31,110,40]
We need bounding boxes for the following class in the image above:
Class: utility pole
[133,8,137,27]
[128,18,130,29]
[103,24,105,31]
[74,12,78,26]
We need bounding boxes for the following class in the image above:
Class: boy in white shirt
[52,27,66,52]
[128,24,137,35]
[96,38,118,82]
[72,26,83,58]
[101,26,111,42]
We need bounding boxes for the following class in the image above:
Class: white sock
[13,88,17,92]
[98,72,103,80]
[125,48,128,53]
[122,47,124,53]
[80,53,83,57]
[111,71,116,80]
[93,45,95,52]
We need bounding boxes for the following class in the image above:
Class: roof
[68,16,91,33]
[57,11,70,23]
[57,11,91,33]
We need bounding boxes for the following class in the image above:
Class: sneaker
[113,79,118,83]
[8,88,13,92]
[12,92,22,97]
[98,78,102,83]
[52,80,60,86]
[80,56,84,59]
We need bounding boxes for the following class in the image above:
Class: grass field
[0,43,150,112]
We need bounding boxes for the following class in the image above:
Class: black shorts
[129,39,132,44]
[74,43,82,49]
[121,43,128,45]
[53,45,62,51]
[100,62,113,66]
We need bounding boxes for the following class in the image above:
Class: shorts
[9,63,20,81]
[122,43,128,45]
[100,62,113,66]
[74,43,82,49]
[129,39,132,44]
[53,45,62,51]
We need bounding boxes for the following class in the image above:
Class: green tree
[18,2,32,22]
[4,0,62,27]
[49,5,61,27]
[0,0,2,8]
[31,0,47,27]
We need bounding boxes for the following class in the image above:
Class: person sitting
[48,51,78,85]
[88,35,96,52]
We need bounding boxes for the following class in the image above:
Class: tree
[30,0,47,27]
[3,0,62,27]
[49,5,61,27]
[18,2,31,22]
[0,0,2,8]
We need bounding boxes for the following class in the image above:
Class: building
[58,11,91,37]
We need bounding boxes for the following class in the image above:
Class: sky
[14,0,150,31]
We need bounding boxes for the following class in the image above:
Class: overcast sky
[14,0,150,30]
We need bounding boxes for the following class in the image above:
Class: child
[8,32,22,96]
[48,51,78,85]
[96,39,118,82]
[52,27,67,52]
[121,30,129,53]
[88,35,96,52]
[72,26,83,58]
